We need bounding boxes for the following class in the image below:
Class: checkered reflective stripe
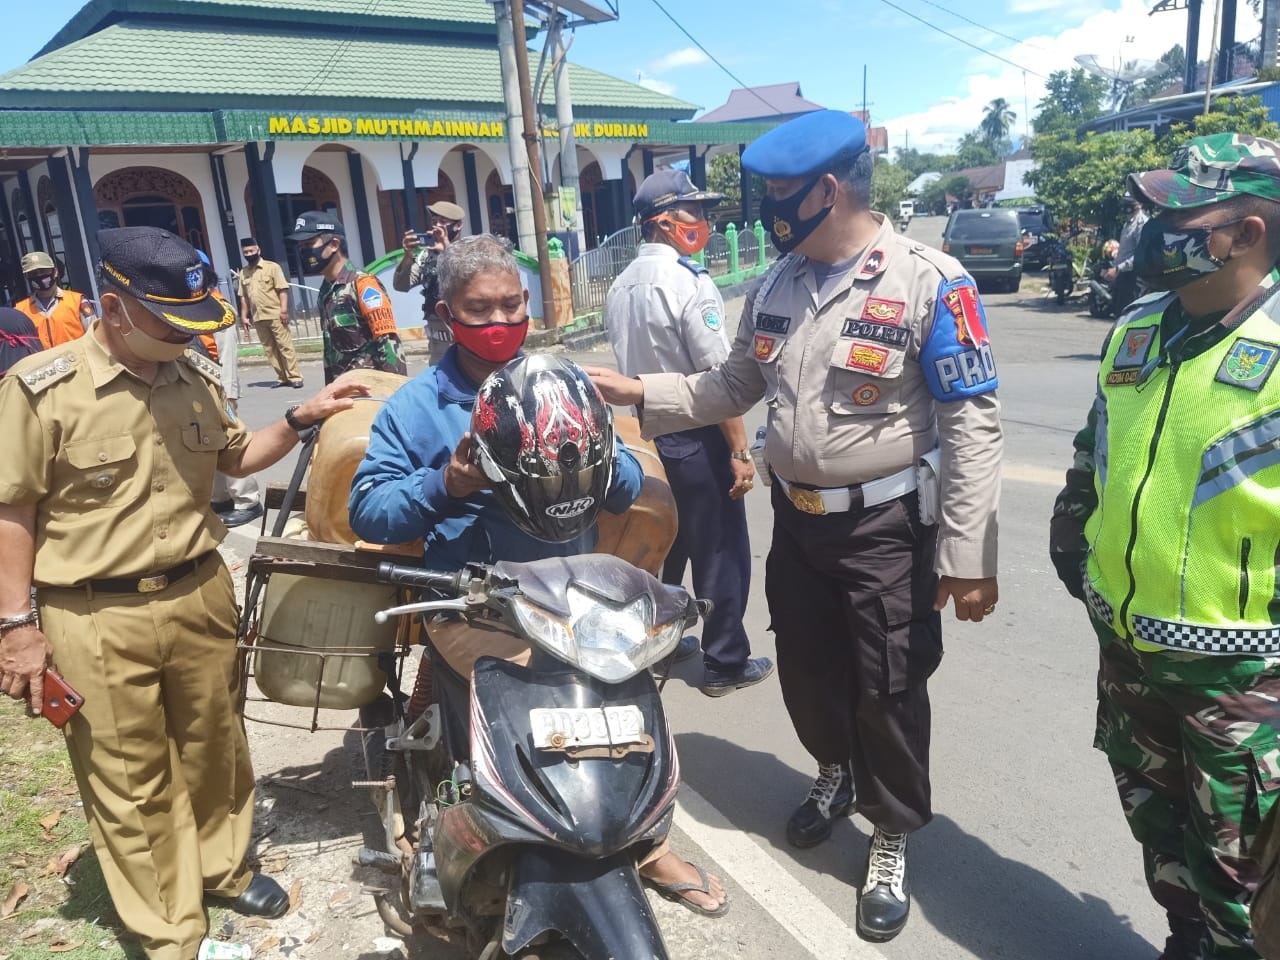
[1132,616,1280,655]
[1084,581,1115,624]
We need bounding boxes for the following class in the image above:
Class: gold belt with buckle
[787,486,827,516]
[81,554,208,595]
[137,574,169,593]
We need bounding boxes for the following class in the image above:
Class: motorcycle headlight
[510,585,685,683]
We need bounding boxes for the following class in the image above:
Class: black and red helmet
[472,355,615,543]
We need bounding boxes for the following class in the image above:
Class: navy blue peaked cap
[742,110,868,178]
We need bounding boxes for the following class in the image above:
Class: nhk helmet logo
[546,497,595,519]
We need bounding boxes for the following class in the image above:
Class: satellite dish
[1075,54,1169,112]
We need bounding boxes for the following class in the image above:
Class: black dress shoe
[786,762,854,848]
[211,500,234,515]
[220,504,264,529]
[856,829,910,942]
[217,873,289,918]
[700,656,775,697]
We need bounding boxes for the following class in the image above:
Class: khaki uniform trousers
[430,619,671,868]
[253,317,301,384]
[40,554,255,960]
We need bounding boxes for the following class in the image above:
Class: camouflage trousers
[1093,621,1280,959]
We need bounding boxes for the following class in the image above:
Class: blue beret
[742,110,868,178]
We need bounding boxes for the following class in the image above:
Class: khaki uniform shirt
[0,326,251,586]
[641,214,1002,578]
[239,259,289,322]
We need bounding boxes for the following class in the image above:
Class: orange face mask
[651,213,710,256]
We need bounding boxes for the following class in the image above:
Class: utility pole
[552,15,584,255]
[1205,0,1222,115]
[509,0,557,329]
[494,2,536,250]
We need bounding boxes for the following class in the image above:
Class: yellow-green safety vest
[1085,290,1280,655]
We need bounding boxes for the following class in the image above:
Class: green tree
[1159,94,1280,154]
[871,160,911,216]
[1134,44,1185,104]
[980,98,1017,145]
[706,152,742,208]
[1033,68,1108,136]
[918,174,972,214]
[955,131,1000,169]
[1026,128,1163,233]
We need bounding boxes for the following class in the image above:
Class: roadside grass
[0,700,139,959]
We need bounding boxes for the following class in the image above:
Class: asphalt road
[226,226,1164,959]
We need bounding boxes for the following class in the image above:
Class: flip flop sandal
[643,863,730,918]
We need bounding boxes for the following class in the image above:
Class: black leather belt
[84,553,212,595]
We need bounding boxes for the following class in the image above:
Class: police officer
[0,226,368,960]
[603,169,773,694]
[589,110,1003,943]
[288,211,407,383]
[14,250,95,350]
[392,200,465,365]
[1050,134,1280,960]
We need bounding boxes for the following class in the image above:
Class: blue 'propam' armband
[921,277,999,401]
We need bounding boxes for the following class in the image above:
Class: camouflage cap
[1128,133,1280,210]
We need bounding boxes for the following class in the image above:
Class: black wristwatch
[284,405,310,432]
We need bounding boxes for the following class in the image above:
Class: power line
[873,0,1048,80]
[296,0,385,97]
[910,0,1050,52]
[646,0,782,115]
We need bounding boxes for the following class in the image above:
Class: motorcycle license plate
[967,246,993,255]
[529,705,646,750]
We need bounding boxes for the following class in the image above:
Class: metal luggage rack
[236,534,422,734]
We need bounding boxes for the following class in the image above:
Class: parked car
[1015,205,1057,271]
[942,208,1023,293]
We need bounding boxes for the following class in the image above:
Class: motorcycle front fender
[503,846,668,959]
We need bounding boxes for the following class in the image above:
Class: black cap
[287,210,345,241]
[97,227,235,333]
[239,236,257,247]
[633,169,723,221]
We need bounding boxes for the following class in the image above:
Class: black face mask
[243,254,261,266]
[447,224,462,241]
[759,176,833,254]
[29,275,55,293]
[301,242,336,275]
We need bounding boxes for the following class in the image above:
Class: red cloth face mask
[451,318,529,363]
[652,214,710,256]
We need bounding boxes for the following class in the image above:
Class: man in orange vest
[14,252,95,350]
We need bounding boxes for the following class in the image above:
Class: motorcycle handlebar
[376,562,462,593]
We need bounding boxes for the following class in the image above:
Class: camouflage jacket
[318,264,407,384]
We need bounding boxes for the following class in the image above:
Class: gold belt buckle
[788,486,827,516]
[137,574,169,593]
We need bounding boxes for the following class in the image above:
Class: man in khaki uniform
[590,111,1002,944]
[238,236,303,388]
[0,226,367,960]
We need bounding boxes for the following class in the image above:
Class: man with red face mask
[604,169,773,696]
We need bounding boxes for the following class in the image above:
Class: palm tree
[980,98,1017,145]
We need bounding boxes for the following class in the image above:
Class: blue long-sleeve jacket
[348,347,643,572]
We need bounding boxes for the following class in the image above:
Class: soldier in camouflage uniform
[392,200,465,365]
[1050,134,1280,960]
[288,211,406,384]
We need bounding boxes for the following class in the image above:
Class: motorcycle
[1086,255,1118,319]
[355,553,706,959]
[1043,235,1075,305]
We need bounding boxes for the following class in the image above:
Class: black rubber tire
[358,694,425,844]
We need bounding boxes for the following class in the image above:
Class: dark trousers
[766,484,943,834]
[654,426,752,673]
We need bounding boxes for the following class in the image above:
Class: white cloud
[637,75,678,96]
[883,0,1261,157]
[649,47,709,74]
[1008,0,1079,13]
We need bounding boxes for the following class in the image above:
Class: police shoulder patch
[180,349,223,385]
[921,277,998,402]
[360,283,385,309]
[16,353,77,394]
[677,256,709,276]
[702,306,722,332]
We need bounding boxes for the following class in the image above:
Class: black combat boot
[1159,912,1208,960]
[786,762,854,848]
[856,828,910,942]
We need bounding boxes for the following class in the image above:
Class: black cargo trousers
[766,483,943,834]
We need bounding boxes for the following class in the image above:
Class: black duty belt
[83,552,212,595]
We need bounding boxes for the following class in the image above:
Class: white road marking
[1003,462,1066,486]
[674,784,889,960]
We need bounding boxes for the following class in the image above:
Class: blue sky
[2,0,1263,153]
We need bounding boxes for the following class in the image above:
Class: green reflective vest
[1085,291,1280,655]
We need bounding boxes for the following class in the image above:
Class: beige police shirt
[640,214,1002,578]
[240,259,289,322]
[0,325,251,586]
